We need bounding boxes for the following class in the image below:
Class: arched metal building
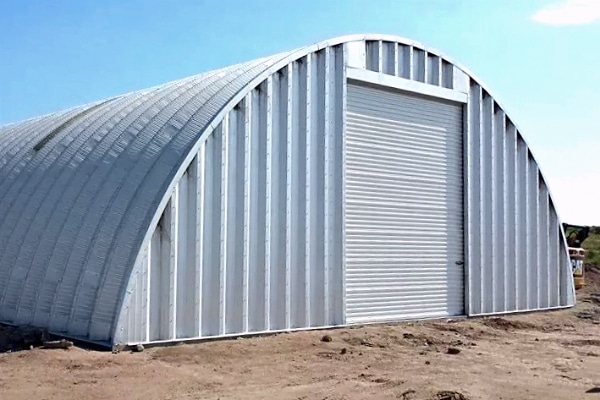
[0,34,574,347]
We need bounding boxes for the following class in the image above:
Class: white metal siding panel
[176,165,198,338]
[348,37,586,318]
[465,81,574,315]
[345,83,464,323]
[115,46,346,345]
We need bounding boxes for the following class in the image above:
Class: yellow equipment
[563,224,590,289]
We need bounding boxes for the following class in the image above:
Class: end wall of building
[115,36,574,346]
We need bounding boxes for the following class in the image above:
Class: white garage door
[345,83,464,324]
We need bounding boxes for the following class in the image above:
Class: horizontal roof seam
[32,99,116,152]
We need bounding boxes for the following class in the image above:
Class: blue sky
[1,0,599,224]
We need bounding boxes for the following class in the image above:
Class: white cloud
[532,0,600,25]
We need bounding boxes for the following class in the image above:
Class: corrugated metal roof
[0,49,294,341]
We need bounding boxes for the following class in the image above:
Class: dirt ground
[2,268,600,400]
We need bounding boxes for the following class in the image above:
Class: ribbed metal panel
[0,53,292,341]
[466,82,574,315]
[0,34,574,346]
[345,83,464,323]
[115,47,346,344]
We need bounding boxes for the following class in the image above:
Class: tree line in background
[583,226,600,266]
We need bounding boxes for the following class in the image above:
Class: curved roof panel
[0,50,296,339]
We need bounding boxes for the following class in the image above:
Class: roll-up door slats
[345,83,464,323]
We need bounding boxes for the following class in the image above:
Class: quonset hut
[0,34,574,347]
